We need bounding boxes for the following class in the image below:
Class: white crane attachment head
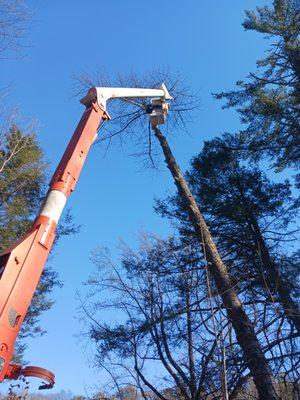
[80,83,172,126]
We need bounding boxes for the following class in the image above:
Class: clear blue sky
[2,0,272,396]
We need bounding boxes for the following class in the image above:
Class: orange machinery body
[0,101,107,387]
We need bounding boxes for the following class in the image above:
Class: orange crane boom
[0,85,171,389]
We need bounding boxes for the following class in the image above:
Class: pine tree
[151,126,279,399]
[0,126,46,251]
[156,138,300,332]
[155,138,299,392]
[214,0,300,179]
[0,125,76,360]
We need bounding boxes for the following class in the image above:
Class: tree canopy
[214,0,300,180]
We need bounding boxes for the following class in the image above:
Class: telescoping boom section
[0,85,171,389]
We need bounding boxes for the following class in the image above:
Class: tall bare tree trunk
[235,181,300,334]
[184,282,197,400]
[152,126,279,400]
[252,218,300,334]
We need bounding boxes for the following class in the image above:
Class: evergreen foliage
[0,126,46,251]
[214,0,300,178]
[156,138,299,321]
[0,125,77,361]
[153,138,299,394]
